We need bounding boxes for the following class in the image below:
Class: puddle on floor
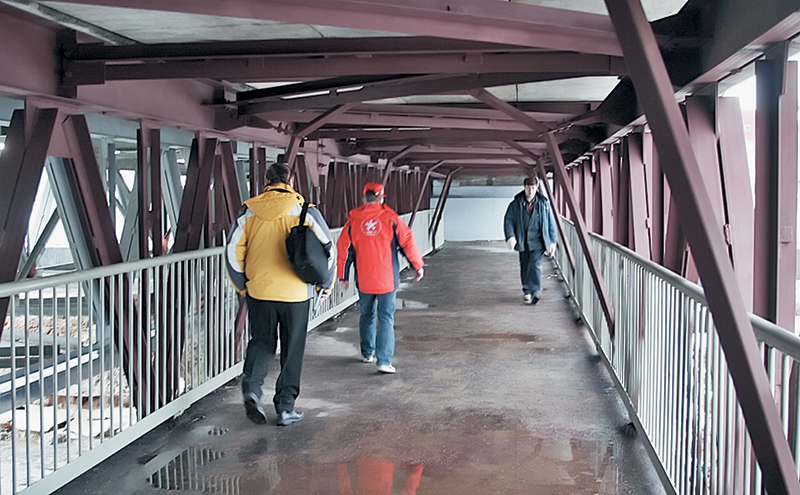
[396,298,430,309]
[401,332,539,343]
[148,447,230,492]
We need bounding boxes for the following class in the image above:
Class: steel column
[546,132,615,337]
[718,97,755,310]
[173,137,217,252]
[409,162,443,228]
[581,161,593,233]
[754,55,798,329]
[219,141,244,228]
[614,139,630,247]
[429,168,461,246]
[137,126,164,258]
[536,162,576,273]
[627,134,650,258]
[598,150,613,238]
[249,145,266,198]
[0,108,57,333]
[63,113,158,415]
[604,0,800,492]
[643,131,664,264]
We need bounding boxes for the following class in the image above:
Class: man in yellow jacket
[226,163,335,426]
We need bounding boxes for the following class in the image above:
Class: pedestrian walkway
[55,241,666,495]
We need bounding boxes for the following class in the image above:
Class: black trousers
[241,296,310,414]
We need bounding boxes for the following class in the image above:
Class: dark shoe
[243,392,267,424]
[277,410,304,426]
[532,291,541,304]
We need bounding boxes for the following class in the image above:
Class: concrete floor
[55,241,667,495]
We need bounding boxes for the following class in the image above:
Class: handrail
[558,219,800,495]
[589,229,800,361]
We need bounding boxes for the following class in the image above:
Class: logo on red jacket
[361,218,382,236]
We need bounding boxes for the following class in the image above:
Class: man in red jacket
[337,183,425,373]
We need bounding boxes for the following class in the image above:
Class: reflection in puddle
[148,447,236,493]
[396,299,430,309]
[223,432,649,494]
[235,458,424,495]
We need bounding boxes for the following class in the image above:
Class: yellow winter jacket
[225,183,335,302]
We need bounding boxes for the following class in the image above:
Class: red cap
[363,182,385,196]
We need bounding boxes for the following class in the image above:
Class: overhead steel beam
[239,72,592,115]
[51,0,623,56]
[604,0,800,493]
[315,129,549,143]
[686,0,800,87]
[71,49,625,83]
[471,88,551,134]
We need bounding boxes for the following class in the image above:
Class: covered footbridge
[0,0,799,493]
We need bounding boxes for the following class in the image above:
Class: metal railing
[557,220,800,495]
[0,209,442,494]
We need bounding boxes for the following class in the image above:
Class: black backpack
[286,201,331,286]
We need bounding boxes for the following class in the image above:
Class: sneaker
[532,291,541,304]
[276,410,304,426]
[523,294,533,304]
[243,392,267,424]
[377,364,396,374]
[362,355,375,363]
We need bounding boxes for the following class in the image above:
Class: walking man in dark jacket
[503,176,557,304]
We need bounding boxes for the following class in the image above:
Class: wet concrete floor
[56,241,667,495]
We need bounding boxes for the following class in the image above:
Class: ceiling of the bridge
[2,0,797,176]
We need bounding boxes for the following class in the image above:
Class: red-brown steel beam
[428,168,461,245]
[642,131,663,265]
[614,139,630,248]
[597,150,613,238]
[535,161,576,274]
[174,137,217,253]
[604,0,800,492]
[63,113,158,415]
[409,162,443,228]
[626,134,650,258]
[137,126,164,258]
[754,55,798,329]
[219,141,244,227]
[717,97,754,309]
[545,132,615,338]
[0,108,57,334]
[248,145,266,198]
[684,96,727,237]
[581,162,593,233]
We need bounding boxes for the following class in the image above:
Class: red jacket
[336,203,424,295]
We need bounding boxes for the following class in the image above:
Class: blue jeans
[358,290,396,366]
[519,247,544,294]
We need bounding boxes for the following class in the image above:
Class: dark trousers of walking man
[241,296,310,415]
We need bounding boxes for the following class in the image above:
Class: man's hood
[244,184,302,221]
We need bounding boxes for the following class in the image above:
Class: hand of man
[319,290,332,302]
[339,280,349,291]
[505,238,517,250]
[415,267,424,281]
[546,243,556,257]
